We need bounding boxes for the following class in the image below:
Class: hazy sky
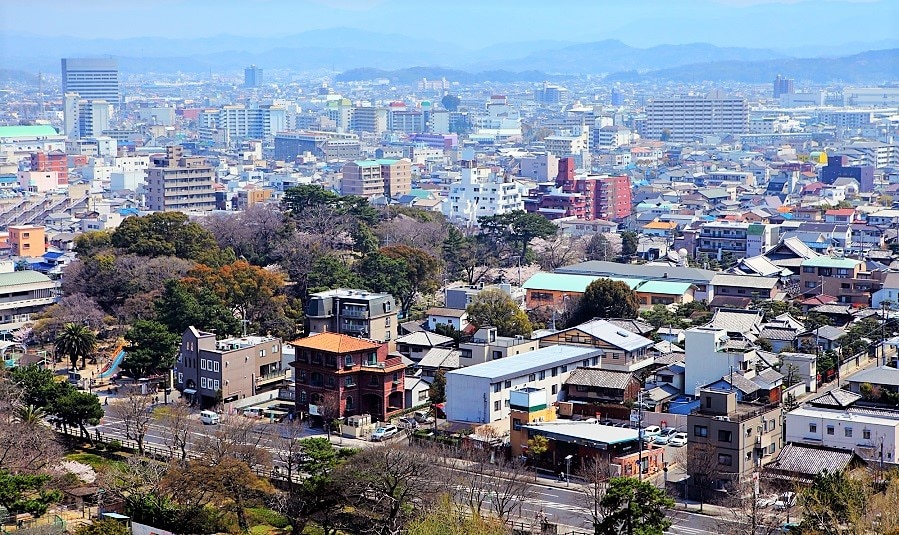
[1,0,896,48]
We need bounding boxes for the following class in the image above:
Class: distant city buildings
[61,58,120,103]
[244,65,263,88]
[644,91,749,142]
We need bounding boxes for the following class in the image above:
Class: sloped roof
[565,368,635,390]
[417,348,461,370]
[806,389,861,409]
[846,366,899,387]
[289,332,381,353]
[395,331,454,347]
[706,308,764,334]
[760,327,798,342]
[711,274,779,290]
[554,319,654,352]
[709,373,760,395]
[767,443,862,479]
[754,368,784,387]
[801,325,846,341]
[605,318,656,336]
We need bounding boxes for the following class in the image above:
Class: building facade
[173,327,287,408]
[305,289,398,350]
[146,146,216,212]
[644,92,749,142]
[289,332,406,423]
[340,158,412,199]
[61,58,119,103]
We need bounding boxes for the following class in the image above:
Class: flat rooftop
[523,421,639,446]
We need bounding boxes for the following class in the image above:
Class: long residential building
[340,159,412,199]
[145,146,216,212]
[644,91,749,142]
[445,344,603,423]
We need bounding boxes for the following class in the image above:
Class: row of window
[809,423,872,439]
[199,359,220,372]
[200,377,220,391]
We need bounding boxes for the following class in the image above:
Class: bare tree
[579,456,614,535]
[532,235,587,271]
[485,458,533,523]
[674,443,723,512]
[340,444,449,535]
[314,390,341,442]
[108,392,155,455]
[193,416,272,471]
[718,476,789,535]
[155,402,193,462]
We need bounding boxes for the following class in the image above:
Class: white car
[773,492,796,510]
[669,432,688,447]
[653,429,678,445]
[371,425,398,441]
[640,426,662,440]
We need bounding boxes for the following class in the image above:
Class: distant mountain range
[0,28,896,83]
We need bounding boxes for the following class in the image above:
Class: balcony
[256,370,288,385]
[341,308,368,319]
[342,323,367,334]
[361,361,385,369]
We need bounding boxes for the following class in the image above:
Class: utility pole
[637,390,645,481]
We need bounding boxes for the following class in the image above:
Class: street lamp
[564,454,573,487]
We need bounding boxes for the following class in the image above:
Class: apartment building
[785,389,899,464]
[688,388,783,486]
[289,332,406,422]
[198,104,287,144]
[145,146,216,212]
[799,256,883,305]
[537,319,654,373]
[457,326,540,367]
[8,225,46,257]
[305,289,398,350]
[442,150,524,224]
[445,344,603,423]
[174,327,286,409]
[644,91,749,142]
[340,158,412,199]
[273,131,361,162]
[695,221,775,259]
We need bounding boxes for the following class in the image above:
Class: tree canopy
[110,212,226,265]
[478,210,557,261]
[569,278,640,326]
[122,319,181,379]
[466,289,533,338]
[597,477,674,535]
[55,322,97,369]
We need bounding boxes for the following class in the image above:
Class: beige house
[306,289,398,351]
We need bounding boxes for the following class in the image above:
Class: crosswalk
[667,524,713,535]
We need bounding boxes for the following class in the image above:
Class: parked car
[413,410,435,424]
[599,419,615,426]
[669,432,688,447]
[397,417,418,429]
[653,429,678,445]
[641,425,662,439]
[371,425,398,441]
[773,492,797,511]
[756,495,778,509]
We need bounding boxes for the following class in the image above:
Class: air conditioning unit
[713,416,731,422]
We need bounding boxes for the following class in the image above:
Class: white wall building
[786,405,899,463]
[684,327,756,396]
[445,345,602,423]
[442,149,524,225]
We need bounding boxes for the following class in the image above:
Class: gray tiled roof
[754,368,784,386]
[768,443,859,477]
[711,274,779,290]
[565,368,635,390]
[556,260,717,284]
[846,366,899,387]
[760,327,798,341]
[416,348,461,370]
[558,319,654,352]
[806,388,861,409]
[395,331,454,347]
[706,308,764,335]
[714,373,760,394]
[605,318,656,336]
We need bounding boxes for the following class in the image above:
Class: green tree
[466,289,532,338]
[55,322,97,369]
[381,245,441,316]
[428,369,447,404]
[352,223,379,255]
[10,365,63,408]
[597,477,674,535]
[0,471,60,517]
[620,231,638,259]
[355,252,411,310]
[73,230,114,257]
[799,470,867,535]
[154,279,242,337]
[51,389,103,439]
[441,94,461,112]
[296,437,338,477]
[307,254,359,295]
[570,279,640,325]
[111,212,224,264]
[280,184,341,215]
[121,320,180,379]
[585,233,615,261]
[73,519,131,535]
[478,211,557,261]
[442,226,467,282]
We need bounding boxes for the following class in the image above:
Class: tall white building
[61,58,119,104]
[644,91,748,142]
[64,95,110,139]
[442,149,523,225]
[199,104,287,145]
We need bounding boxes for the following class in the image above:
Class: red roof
[825,209,855,216]
[799,294,837,306]
[289,332,381,354]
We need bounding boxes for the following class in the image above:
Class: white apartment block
[442,150,523,225]
[445,345,603,423]
[644,91,748,142]
[199,104,287,144]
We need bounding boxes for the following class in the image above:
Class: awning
[182,388,197,395]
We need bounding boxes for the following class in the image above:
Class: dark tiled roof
[806,389,862,409]
[767,443,861,478]
[565,368,635,390]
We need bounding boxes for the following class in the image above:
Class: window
[345,376,356,387]
[845,427,853,438]
[809,423,817,433]
[177,372,183,384]
[582,360,590,367]
[805,281,816,288]
[705,396,712,408]
[201,377,207,389]
[528,374,536,382]
[561,365,568,372]
[551,367,558,377]
[551,385,558,395]
[327,376,335,387]
[694,425,709,438]
[768,443,776,454]
[213,380,220,390]
[493,383,501,393]
[803,267,815,274]
[346,396,354,409]
[718,454,732,466]
[200,359,207,371]
[863,429,871,440]
[513,418,522,431]
[504,399,509,407]
[505,380,512,388]
[345,356,354,367]
[827,425,835,435]
[299,391,307,403]
[418,390,429,402]
[298,370,307,383]
[539,370,546,380]
[718,430,732,443]
[369,375,379,386]
[493,351,502,360]
[494,400,501,411]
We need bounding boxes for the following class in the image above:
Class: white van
[200,410,220,425]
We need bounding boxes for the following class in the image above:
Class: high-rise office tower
[60,58,119,103]
[773,75,794,99]
[244,65,263,87]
